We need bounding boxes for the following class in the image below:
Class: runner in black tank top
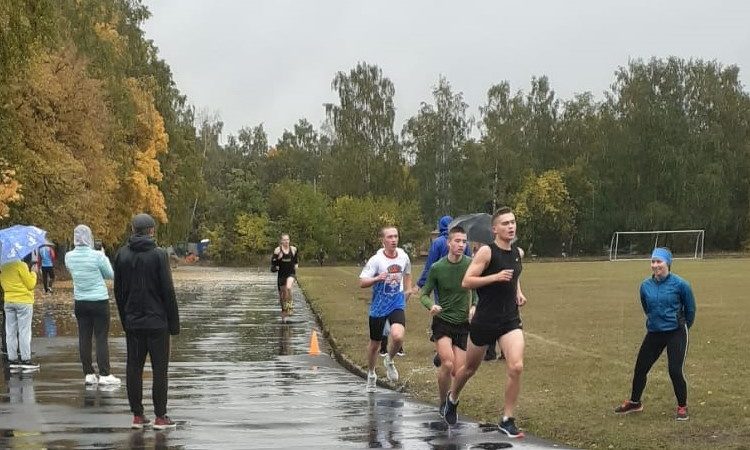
[271,234,298,323]
[474,243,522,327]
[441,207,527,439]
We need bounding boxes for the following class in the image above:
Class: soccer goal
[609,230,705,261]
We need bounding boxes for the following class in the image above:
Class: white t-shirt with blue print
[360,248,411,318]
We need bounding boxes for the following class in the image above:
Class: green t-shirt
[420,255,477,324]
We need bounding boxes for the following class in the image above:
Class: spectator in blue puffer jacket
[614,247,697,421]
[65,224,120,386]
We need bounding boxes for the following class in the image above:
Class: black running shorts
[431,316,470,351]
[368,309,406,341]
[469,318,523,347]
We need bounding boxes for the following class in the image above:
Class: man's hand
[469,305,476,321]
[430,304,443,316]
[516,292,527,306]
[494,269,514,283]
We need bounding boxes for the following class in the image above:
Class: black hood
[128,234,157,252]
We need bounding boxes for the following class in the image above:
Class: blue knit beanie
[651,247,672,266]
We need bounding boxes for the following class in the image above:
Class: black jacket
[114,234,179,335]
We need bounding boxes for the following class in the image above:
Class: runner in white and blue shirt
[359,227,416,390]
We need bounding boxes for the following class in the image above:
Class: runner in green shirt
[419,226,477,415]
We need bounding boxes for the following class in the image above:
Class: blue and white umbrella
[0,225,47,265]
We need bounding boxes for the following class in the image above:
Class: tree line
[2,1,749,262]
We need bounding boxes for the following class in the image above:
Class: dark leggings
[75,300,111,376]
[630,325,689,407]
[42,267,55,291]
[126,330,170,417]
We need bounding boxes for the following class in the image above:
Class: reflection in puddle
[470,443,513,449]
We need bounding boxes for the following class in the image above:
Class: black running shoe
[442,392,458,425]
[438,400,446,418]
[498,417,524,438]
[433,353,441,368]
[484,346,497,361]
[396,347,405,357]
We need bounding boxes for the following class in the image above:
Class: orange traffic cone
[309,329,321,356]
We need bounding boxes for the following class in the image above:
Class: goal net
[609,230,704,261]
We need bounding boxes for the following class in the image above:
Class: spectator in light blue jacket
[65,224,121,386]
[614,247,697,421]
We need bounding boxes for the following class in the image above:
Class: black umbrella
[448,213,493,245]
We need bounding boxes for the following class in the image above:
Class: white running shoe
[366,371,377,392]
[98,374,122,385]
[85,374,98,385]
[384,354,399,382]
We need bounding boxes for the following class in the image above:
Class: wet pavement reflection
[1,267,565,449]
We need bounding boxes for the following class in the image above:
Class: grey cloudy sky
[143,1,750,143]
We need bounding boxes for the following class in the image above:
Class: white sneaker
[85,374,98,384]
[366,371,377,392]
[98,374,122,385]
[384,354,399,382]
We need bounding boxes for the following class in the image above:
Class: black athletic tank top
[473,243,522,325]
[275,248,298,279]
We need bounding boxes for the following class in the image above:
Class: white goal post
[609,230,705,261]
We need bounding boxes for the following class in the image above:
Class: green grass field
[298,258,750,449]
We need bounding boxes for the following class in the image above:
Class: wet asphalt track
[0,266,568,449]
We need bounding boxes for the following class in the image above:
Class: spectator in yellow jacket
[0,254,39,370]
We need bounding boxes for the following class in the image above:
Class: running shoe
[441,392,458,425]
[438,400,446,418]
[384,354,399,382]
[153,415,176,430]
[366,371,377,393]
[676,405,689,421]
[85,374,98,385]
[98,374,122,385]
[131,415,151,429]
[498,417,524,438]
[614,400,643,414]
[396,347,405,357]
[8,360,21,369]
[433,353,441,368]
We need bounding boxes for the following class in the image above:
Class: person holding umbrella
[0,224,46,371]
[0,253,40,370]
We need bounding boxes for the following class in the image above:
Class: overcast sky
[142,1,750,143]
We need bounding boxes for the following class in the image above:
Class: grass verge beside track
[298,259,750,449]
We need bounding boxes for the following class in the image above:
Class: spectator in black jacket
[114,213,180,430]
